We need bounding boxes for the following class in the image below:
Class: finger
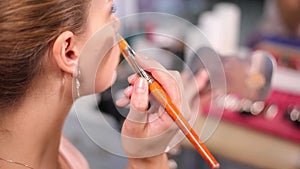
[116,85,133,107]
[151,69,181,107]
[136,54,184,118]
[116,97,130,107]
[169,70,182,85]
[127,74,138,85]
[135,54,181,108]
[123,85,133,98]
[126,77,149,124]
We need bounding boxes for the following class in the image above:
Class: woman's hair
[0,0,90,110]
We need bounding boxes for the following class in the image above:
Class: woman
[0,0,195,168]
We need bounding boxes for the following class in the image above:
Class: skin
[0,0,185,168]
[117,56,210,168]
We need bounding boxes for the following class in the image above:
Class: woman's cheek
[94,45,120,93]
[94,70,117,93]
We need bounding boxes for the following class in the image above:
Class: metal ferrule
[123,47,155,84]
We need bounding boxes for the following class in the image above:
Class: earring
[75,68,81,98]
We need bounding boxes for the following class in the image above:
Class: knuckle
[132,100,148,111]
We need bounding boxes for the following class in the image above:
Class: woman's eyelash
[111,3,117,13]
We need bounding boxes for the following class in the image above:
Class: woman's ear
[52,31,79,75]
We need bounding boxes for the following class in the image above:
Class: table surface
[182,115,300,169]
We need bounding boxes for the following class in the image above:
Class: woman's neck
[0,75,73,169]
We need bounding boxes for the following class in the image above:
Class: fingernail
[128,74,137,83]
[134,78,147,94]
[124,85,133,96]
[116,98,129,107]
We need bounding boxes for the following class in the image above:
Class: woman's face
[78,0,121,94]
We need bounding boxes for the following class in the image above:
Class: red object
[205,90,300,143]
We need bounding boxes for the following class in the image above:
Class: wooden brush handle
[149,81,219,169]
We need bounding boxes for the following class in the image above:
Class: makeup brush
[118,35,220,169]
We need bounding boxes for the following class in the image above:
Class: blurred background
[63,0,300,169]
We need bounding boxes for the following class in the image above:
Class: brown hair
[0,0,90,110]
